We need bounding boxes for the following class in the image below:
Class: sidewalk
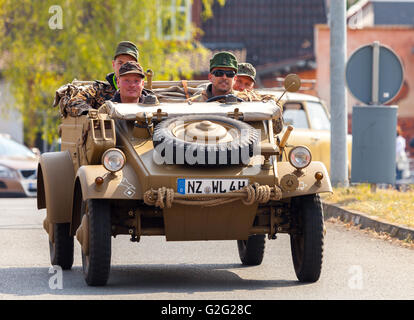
[323,202,414,242]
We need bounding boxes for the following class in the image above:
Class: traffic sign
[345,42,404,105]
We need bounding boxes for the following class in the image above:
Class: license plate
[177,178,249,195]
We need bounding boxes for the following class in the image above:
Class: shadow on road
[0,263,307,297]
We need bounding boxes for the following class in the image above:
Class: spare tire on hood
[152,115,259,166]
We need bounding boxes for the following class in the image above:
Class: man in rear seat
[110,61,152,104]
[54,41,152,116]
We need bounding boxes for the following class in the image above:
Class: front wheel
[49,223,74,270]
[237,234,266,265]
[80,199,112,286]
[290,194,324,282]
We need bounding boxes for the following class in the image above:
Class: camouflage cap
[114,41,139,61]
[237,62,256,82]
[118,61,145,78]
[209,51,238,72]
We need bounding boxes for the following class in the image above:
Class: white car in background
[0,134,38,197]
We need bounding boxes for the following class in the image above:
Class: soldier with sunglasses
[190,51,239,102]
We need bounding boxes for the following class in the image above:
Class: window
[306,101,330,130]
[157,0,191,40]
[283,103,309,129]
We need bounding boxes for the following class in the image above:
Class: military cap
[114,41,139,61]
[118,61,145,78]
[209,51,238,72]
[237,62,256,82]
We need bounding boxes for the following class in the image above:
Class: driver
[190,51,239,102]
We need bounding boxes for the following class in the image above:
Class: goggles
[211,69,236,78]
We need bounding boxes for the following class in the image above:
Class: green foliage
[0,0,223,146]
[201,0,226,20]
[347,0,360,9]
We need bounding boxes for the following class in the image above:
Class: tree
[0,0,225,147]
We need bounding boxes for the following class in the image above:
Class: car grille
[19,169,37,179]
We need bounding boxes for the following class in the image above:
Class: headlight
[0,165,16,179]
[102,148,126,173]
[288,146,312,169]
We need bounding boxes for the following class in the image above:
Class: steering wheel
[206,94,244,103]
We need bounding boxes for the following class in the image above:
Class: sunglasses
[211,69,236,78]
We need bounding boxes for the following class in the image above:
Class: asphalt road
[0,198,413,300]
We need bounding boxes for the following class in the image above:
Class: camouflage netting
[53,80,114,117]
[152,86,204,102]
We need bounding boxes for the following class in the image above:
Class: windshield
[282,103,309,129]
[0,137,36,158]
[306,101,330,130]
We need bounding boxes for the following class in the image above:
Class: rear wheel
[80,199,112,286]
[49,223,74,270]
[290,194,324,282]
[237,234,266,265]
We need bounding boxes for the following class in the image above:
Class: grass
[321,184,414,229]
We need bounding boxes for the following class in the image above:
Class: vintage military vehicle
[37,74,332,286]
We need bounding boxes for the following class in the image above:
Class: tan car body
[38,108,332,241]
[38,75,332,285]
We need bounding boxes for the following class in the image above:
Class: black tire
[81,199,111,286]
[237,234,266,265]
[49,223,74,270]
[290,194,324,283]
[152,115,259,165]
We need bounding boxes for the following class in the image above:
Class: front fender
[76,163,142,200]
[37,151,75,223]
[277,161,332,198]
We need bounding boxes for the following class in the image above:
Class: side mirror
[284,74,301,92]
[276,74,302,104]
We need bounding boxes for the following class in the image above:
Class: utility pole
[330,0,348,187]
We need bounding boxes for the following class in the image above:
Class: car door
[281,100,332,172]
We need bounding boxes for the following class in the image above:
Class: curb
[322,202,414,242]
